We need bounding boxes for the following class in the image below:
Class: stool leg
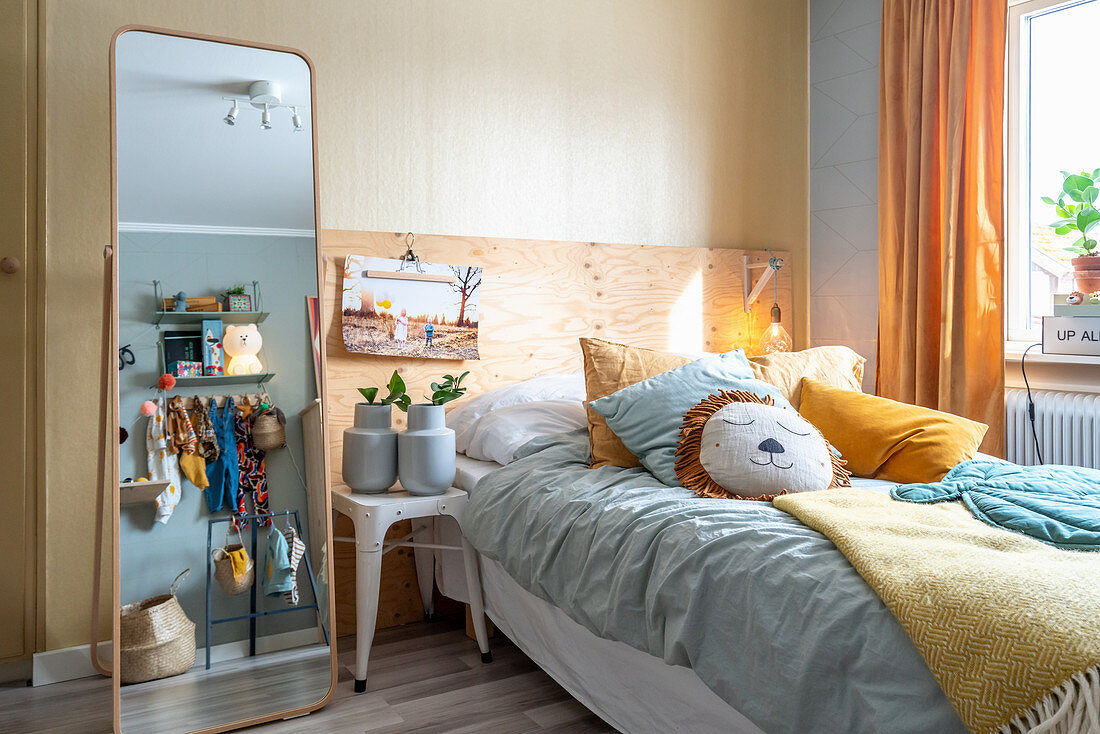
[412,518,436,622]
[353,515,386,692]
[460,536,492,663]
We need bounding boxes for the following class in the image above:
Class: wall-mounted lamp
[743,251,792,354]
[222,80,308,131]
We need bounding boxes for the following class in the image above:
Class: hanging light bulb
[223,100,239,126]
[759,304,793,354]
[260,104,272,130]
[291,106,304,132]
[757,255,792,354]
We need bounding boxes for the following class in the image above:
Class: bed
[432,440,968,734]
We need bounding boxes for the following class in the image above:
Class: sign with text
[1042,316,1100,356]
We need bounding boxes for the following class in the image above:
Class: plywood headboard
[320,229,791,467]
[320,229,791,633]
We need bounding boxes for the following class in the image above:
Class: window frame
[1006,0,1098,347]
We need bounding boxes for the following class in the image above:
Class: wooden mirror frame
[105,25,336,734]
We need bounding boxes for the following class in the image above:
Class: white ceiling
[115,31,315,231]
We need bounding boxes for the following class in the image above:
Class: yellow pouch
[227,547,250,584]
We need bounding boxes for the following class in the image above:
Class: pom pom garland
[140,400,158,417]
[158,373,176,391]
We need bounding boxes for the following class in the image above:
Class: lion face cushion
[675,390,849,501]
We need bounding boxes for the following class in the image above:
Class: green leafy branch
[1044,169,1100,256]
[357,370,411,412]
[426,371,470,406]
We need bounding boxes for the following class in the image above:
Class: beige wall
[41,0,808,649]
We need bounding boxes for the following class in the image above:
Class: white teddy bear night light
[223,324,264,376]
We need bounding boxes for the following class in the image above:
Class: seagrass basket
[252,409,286,451]
[211,527,254,595]
[119,569,196,685]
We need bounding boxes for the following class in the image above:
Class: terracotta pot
[1074,271,1100,292]
[1072,256,1100,293]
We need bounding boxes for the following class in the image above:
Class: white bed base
[429,517,764,734]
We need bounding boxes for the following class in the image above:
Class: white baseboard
[32,627,324,687]
[32,641,112,687]
[200,627,324,667]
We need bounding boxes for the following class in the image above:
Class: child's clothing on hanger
[232,406,271,529]
[203,397,239,514]
[262,526,294,597]
[190,395,220,463]
[146,398,182,524]
[167,395,208,489]
[283,525,306,605]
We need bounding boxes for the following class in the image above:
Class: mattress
[454,454,502,492]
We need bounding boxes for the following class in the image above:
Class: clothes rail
[204,509,329,669]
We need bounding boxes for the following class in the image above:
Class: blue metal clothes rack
[205,509,329,669]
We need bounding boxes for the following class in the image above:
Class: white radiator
[1005,388,1100,468]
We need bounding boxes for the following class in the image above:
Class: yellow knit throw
[773,489,1100,734]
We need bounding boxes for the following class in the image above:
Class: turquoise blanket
[892,460,1100,550]
[463,430,964,734]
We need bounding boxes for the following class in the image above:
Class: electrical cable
[1021,342,1044,465]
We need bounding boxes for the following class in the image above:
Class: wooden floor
[120,644,332,733]
[0,618,614,734]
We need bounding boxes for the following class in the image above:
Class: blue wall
[118,231,321,647]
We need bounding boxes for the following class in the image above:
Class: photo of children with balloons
[341,255,481,360]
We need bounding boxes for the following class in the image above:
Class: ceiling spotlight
[260,105,272,131]
[291,107,304,132]
[223,101,238,126]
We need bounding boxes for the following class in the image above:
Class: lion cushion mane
[675,390,849,501]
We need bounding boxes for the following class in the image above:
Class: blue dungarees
[203,397,239,512]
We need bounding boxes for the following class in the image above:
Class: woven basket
[252,410,286,451]
[119,569,196,685]
[212,527,254,595]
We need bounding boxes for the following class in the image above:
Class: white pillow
[462,401,588,465]
[448,372,585,453]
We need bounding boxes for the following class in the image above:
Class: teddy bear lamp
[223,324,264,376]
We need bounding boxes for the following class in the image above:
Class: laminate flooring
[0,618,614,733]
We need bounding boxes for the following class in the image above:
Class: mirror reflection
[114,31,331,733]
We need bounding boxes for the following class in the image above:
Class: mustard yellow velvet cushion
[798,378,988,483]
[579,338,691,468]
[748,346,865,408]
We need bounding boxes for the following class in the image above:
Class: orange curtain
[877,0,1006,456]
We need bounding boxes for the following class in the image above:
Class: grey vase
[398,404,456,496]
[343,404,397,494]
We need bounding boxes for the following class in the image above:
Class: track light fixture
[220,80,308,132]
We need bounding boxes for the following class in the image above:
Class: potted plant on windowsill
[343,371,410,494]
[398,372,470,496]
[1045,169,1100,292]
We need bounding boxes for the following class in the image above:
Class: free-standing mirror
[111,28,335,733]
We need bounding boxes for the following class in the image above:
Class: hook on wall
[743,249,784,314]
[397,232,425,274]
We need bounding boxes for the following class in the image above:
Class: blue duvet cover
[463,430,965,734]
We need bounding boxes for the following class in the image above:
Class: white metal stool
[331,484,492,693]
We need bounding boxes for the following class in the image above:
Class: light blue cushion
[590,350,794,486]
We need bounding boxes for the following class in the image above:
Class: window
[1008,0,1100,344]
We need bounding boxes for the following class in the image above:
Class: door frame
[0,0,42,669]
